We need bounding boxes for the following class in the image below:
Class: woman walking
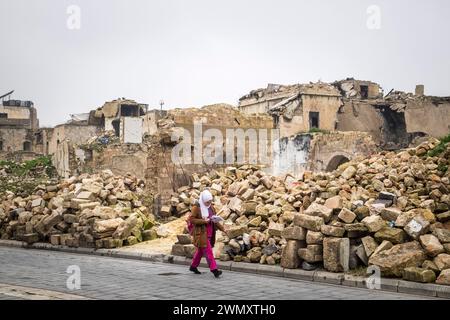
[188,190,226,278]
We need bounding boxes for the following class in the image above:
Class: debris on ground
[0,169,161,249]
[170,138,450,285]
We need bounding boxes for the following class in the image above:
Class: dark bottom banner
[0,300,441,319]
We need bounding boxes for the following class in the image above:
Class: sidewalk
[0,239,449,299]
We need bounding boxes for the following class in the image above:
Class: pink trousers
[191,238,217,271]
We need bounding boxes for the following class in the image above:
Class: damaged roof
[93,98,148,118]
[239,81,341,102]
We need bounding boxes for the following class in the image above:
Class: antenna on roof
[0,90,14,101]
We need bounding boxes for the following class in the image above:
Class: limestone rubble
[0,169,160,248]
[171,138,450,285]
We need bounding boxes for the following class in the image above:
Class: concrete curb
[1,240,449,299]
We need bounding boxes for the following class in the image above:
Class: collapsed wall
[337,93,450,149]
[272,131,378,176]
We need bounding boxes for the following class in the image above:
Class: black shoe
[189,266,201,274]
[211,269,222,278]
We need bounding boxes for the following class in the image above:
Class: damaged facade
[239,78,450,150]
[93,98,149,144]
[0,92,40,160]
[47,98,150,177]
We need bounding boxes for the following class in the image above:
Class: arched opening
[23,141,32,151]
[326,155,350,172]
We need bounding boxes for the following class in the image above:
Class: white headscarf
[199,190,213,218]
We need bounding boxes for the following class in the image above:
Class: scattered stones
[166,139,450,285]
[177,234,192,245]
[247,247,262,263]
[436,269,450,285]
[361,236,378,257]
[304,203,332,223]
[298,244,323,263]
[324,196,343,210]
[320,225,345,237]
[306,231,324,245]
[281,226,306,241]
[338,208,356,224]
[433,254,450,271]
[402,267,436,283]
[380,207,401,222]
[323,237,350,272]
[368,242,427,277]
[268,222,284,237]
[372,240,393,256]
[262,244,279,256]
[437,211,450,223]
[354,206,370,221]
[356,245,368,266]
[281,240,304,269]
[422,260,440,273]
[227,226,247,239]
[0,171,158,248]
[341,166,356,180]
[404,215,431,240]
[301,261,318,271]
[294,214,324,232]
[374,228,406,245]
[362,215,386,233]
[419,234,445,257]
[432,228,450,244]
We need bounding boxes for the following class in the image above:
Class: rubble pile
[0,170,160,249]
[170,139,450,285]
[80,130,120,151]
[0,156,58,197]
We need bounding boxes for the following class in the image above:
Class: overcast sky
[1,0,449,126]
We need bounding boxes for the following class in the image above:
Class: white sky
[1,0,450,126]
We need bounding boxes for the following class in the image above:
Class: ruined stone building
[45,98,151,177]
[239,78,450,150]
[91,98,149,144]
[3,79,448,214]
[239,82,343,137]
[0,92,40,160]
[335,80,450,150]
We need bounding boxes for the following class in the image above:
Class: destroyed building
[43,98,150,177]
[3,78,449,214]
[336,81,450,150]
[240,82,343,137]
[0,91,40,160]
[239,79,450,150]
[92,98,149,144]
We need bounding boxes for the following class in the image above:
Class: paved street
[0,247,438,300]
